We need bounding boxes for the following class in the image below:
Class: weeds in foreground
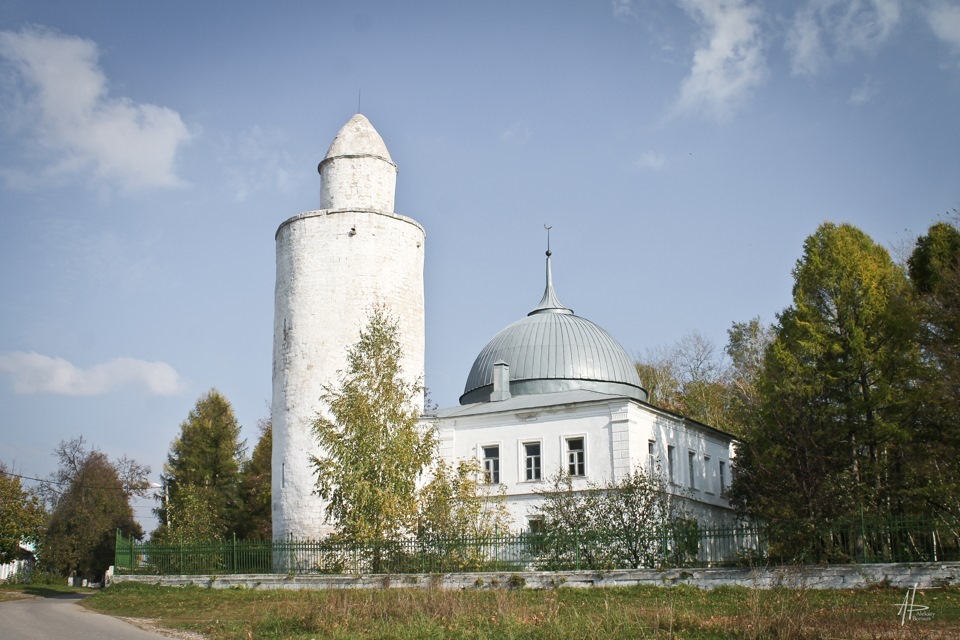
[83,582,960,640]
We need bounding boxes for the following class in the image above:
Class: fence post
[232,532,237,574]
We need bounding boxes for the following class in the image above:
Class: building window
[482,445,500,484]
[667,445,676,483]
[703,454,712,493]
[688,451,696,489]
[523,442,542,481]
[647,440,656,475]
[528,517,545,534]
[719,460,727,496]
[566,437,585,476]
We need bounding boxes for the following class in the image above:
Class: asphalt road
[0,592,178,640]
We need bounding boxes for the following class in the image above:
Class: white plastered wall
[272,208,425,540]
[437,397,737,531]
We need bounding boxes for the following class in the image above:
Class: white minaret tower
[272,114,425,540]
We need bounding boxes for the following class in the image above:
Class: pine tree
[906,219,960,523]
[155,390,245,541]
[730,223,920,545]
[236,417,272,540]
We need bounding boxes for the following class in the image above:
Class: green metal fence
[115,519,960,576]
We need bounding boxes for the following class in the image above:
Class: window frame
[480,443,501,485]
[565,435,587,477]
[703,454,713,495]
[521,440,543,482]
[719,460,727,496]
[667,445,676,484]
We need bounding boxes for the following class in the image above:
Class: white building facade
[432,250,737,530]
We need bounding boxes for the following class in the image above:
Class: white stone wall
[319,156,397,213]
[438,397,737,531]
[272,208,425,540]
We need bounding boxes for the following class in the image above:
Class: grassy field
[80,581,960,639]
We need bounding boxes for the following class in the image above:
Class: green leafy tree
[730,223,920,547]
[415,459,509,569]
[312,306,434,550]
[42,438,147,581]
[905,218,960,523]
[163,484,225,544]
[724,317,774,437]
[236,416,272,540]
[0,463,44,564]
[636,331,735,433]
[155,389,245,541]
[417,459,508,540]
[533,467,682,569]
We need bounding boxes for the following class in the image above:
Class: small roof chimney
[490,361,511,402]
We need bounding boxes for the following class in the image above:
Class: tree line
[635,217,960,558]
[0,391,272,582]
[4,215,957,580]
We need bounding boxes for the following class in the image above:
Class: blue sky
[1,0,958,530]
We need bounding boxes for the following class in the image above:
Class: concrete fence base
[110,562,959,591]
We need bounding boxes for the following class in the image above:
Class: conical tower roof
[323,114,394,164]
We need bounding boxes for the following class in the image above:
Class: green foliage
[730,223,921,541]
[904,217,960,524]
[42,439,145,581]
[312,306,434,547]
[533,467,684,570]
[235,418,272,540]
[724,316,774,437]
[635,330,740,434]
[415,459,510,571]
[417,459,509,540]
[0,463,44,564]
[163,484,227,544]
[156,389,245,541]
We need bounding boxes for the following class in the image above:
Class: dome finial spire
[530,225,571,315]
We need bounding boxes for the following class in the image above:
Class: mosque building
[272,114,737,541]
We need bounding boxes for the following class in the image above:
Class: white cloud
[849,74,880,104]
[499,121,533,144]
[613,0,637,21]
[635,151,668,170]
[924,1,960,55]
[674,0,767,122]
[0,352,184,396]
[786,0,902,76]
[0,26,192,191]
